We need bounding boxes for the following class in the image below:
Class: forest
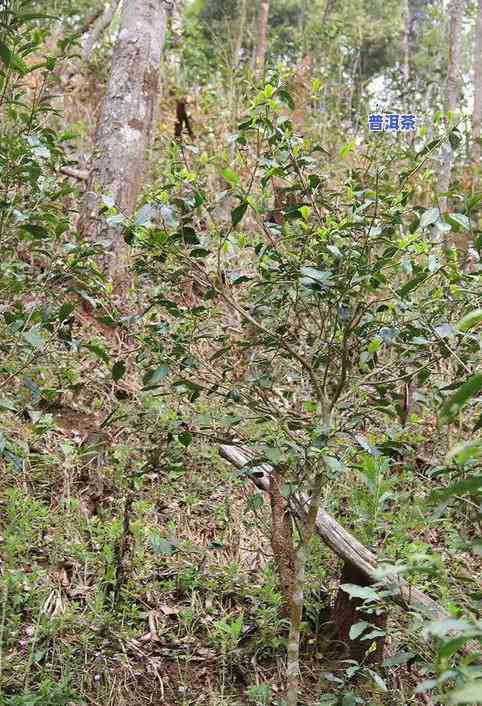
[0,0,481,704]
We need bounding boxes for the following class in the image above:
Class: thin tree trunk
[437,0,464,217]
[270,470,296,621]
[233,0,247,71]
[254,1,270,79]
[81,0,122,61]
[220,443,481,656]
[285,470,324,706]
[472,0,482,162]
[402,0,410,84]
[229,0,247,139]
[61,0,121,87]
[79,0,166,286]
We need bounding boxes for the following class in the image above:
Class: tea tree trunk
[79,0,166,285]
[254,1,270,79]
[436,0,464,218]
[472,0,482,162]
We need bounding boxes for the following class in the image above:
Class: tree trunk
[79,0,166,286]
[402,0,410,84]
[233,0,247,71]
[270,470,296,621]
[254,1,270,79]
[220,444,481,657]
[472,0,482,162]
[61,0,122,88]
[436,0,464,217]
[81,0,122,62]
[332,562,386,665]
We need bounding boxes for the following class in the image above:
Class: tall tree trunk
[81,0,122,62]
[79,0,166,286]
[233,0,247,71]
[285,471,324,706]
[472,0,482,162]
[402,0,410,85]
[229,0,247,134]
[436,0,464,217]
[254,1,270,79]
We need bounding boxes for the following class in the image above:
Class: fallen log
[219,444,451,621]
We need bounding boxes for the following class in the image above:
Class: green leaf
[143,364,170,386]
[340,584,381,602]
[361,628,386,640]
[448,682,482,704]
[190,248,210,258]
[134,204,155,226]
[439,374,482,424]
[447,213,470,230]
[231,201,248,227]
[178,431,192,447]
[22,326,45,350]
[340,141,356,158]
[435,323,455,338]
[367,669,388,692]
[247,492,264,510]
[20,224,49,239]
[432,475,482,500]
[221,168,240,186]
[0,398,18,412]
[112,360,126,382]
[277,88,295,109]
[299,267,333,284]
[0,41,12,66]
[399,272,428,297]
[349,621,370,640]
[419,208,440,229]
[86,342,110,364]
[149,535,178,556]
[439,636,471,659]
[447,440,482,464]
[264,446,284,464]
[383,651,416,667]
[466,194,482,212]
[57,302,74,321]
[457,309,482,332]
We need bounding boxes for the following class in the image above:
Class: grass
[0,390,474,706]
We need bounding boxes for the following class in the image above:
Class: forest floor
[1,67,480,706]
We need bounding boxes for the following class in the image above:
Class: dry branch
[60,165,88,180]
[219,444,449,619]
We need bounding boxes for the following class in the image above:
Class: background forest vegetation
[0,0,481,705]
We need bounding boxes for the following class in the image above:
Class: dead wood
[218,443,479,655]
[333,562,387,664]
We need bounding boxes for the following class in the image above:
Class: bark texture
[332,562,386,664]
[436,0,464,216]
[220,443,480,658]
[402,0,410,84]
[79,0,167,282]
[219,445,457,623]
[254,1,270,79]
[270,470,296,621]
[472,0,482,162]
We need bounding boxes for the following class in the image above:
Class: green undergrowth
[0,404,476,705]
